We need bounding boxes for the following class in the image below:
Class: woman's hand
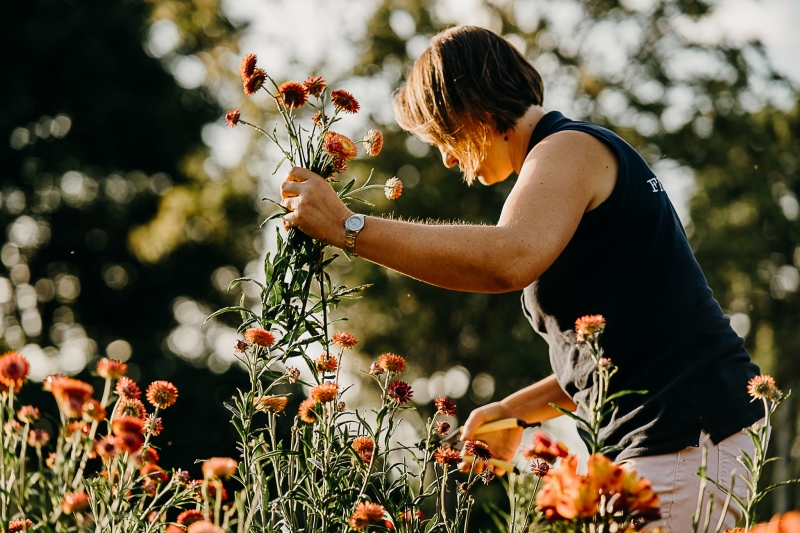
[280,167,353,246]
[459,401,524,475]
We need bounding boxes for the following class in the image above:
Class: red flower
[304,75,326,97]
[331,89,360,113]
[144,413,164,436]
[239,53,257,80]
[434,396,456,416]
[312,112,329,129]
[310,382,338,403]
[116,376,141,399]
[225,109,240,128]
[244,68,267,96]
[436,420,451,435]
[522,431,569,464]
[278,81,308,109]
[748,375,781,401]
[202,457,238,479]
[298,398,317,423]
[94,435,119,460]
[8,520,33,533]
[352,436,375,464]
[48,376,94,418]
[178,509,205,526]
[112,416,145,453]
[323,131,358,161]
[349,502,385,531]
[97,358,127,379]
[115,397,147,419]
[28,429,50,447]
[244,328,275,347]
[82,398,106,422]
[315,352,338,373]
[575,314,605,341]
[434,446,461,466]
[141,463,169,484]
[378,353,406,373]
[387,381,413,404]
[384,177,403,200]
[363,129,384,156]
[332,331,359,349]
[62,491,90,514]
[531,459,550,478]
[463,440,492,462]
[146,380,179,409]
[0,351,29,392]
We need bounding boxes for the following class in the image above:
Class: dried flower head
[234,339,249,353]
[311,382,339,403]
[368,362,384,375]
[323,131,358,161]
[82,398,106,422]
[575,314,606,342]
[384,177,403,200]
[387,380,413,404]
[464,440,492,462]
[748,375,781,401]
[531,459,550,478]
[239,53,257,80]
[312,112,329,129]
[17,405,40,423]
[97,358,127,379]
[480,469,496,484]
[254,395,289,413]
[298,398,317,423]
[349,502,385,531]
[378,353,406,373]
[434,446,461,466]
[203,457,238,479]
[332,157,348,174]
[0,352,30,392]
[116,376,141,399]
[178,509,205,526]
[522,431,570,464]
[8,520,33,533]
[352,436,375,464]
[48,376,94,418]
[278,81,308,109]
[315,352,338,373]
[112,416,145,453]
[363,129,384,156]
[332,331,359,349]
[244,68,267,96]
[459,482,470,493]
[225,109,240,128]
[188,522,225,533]
[331,89,360,113]
[28,429,50,447]
[436,420,451,435]
[116,397,147,419]
[304,75,326,97]
[244,328,275,347]
[95,435,119,460]
[137,446,160,465]
[285,366,300,383]
[144,413,164,436]
[434,396,457,416]
[147,380,179,409]
[62,491,90,514]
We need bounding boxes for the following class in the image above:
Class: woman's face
[438,131,513,186]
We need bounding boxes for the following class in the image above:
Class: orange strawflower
[378,353,406,373]
[384,177,403,200]
[239,53,257,80]
[146,380,179,409]
[298,398,317,423]
[48,376,94,418]
[62,491,90,514]
[97,357,127,379]
[82,398,106,422]
[315,352,338,373]
[323,131,358,161]
[464,440,492,462]
[749,511,800,532]
[28,429,50,447]
[141,463,169,484]
[363,129,383,156]
[188,522,225,533]
[575,314,606,341]
[331,89,360,113]
[8,519,33,532]
[244,328,275,347]
[225,109,240,128]
[616,467,661,520]
[65,421,89,438]
[0,351,29,392]
[436,420,450,435]
[312,112,329,129]
[522,431,569,463]
[202,457,238,479]
[116,376,141,399]
[536,455,599,520]
[332,331,358,349]
[748,375,781,401]
[94,435,119,460]
[332,157,348,174]
[387,380,413,404]
[137,446,160,465]
[178,509,205,526]
[352,436,375,464]
[434,396,456,416]
[434,446,461,466]
[254,395,289,413]
[349,502,385,531]
[310,382,338,403]
[244,68,267,96]
[304,75,326,97]
[112,416,145,453]
[144,413,164,436]
[17,405,40,423]
[278,81,308,109]
[116,397,147,419]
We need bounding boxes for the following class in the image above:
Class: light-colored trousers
[621,428,758,533]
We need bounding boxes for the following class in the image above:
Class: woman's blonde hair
[393,26,544,184]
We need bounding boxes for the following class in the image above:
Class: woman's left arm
[281,131,615,293]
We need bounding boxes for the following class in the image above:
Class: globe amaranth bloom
[377,353,406,373]
[244,328,275,348]
[202,457,238,480]
[434,396,456,416]
[0,351,29,392]
[278,81,308,109]
[96,357,127,379]
[387,380,413,404]
[384,177,403,200]
[146,380,179,409]
[331,89,360,113]
[310,382,338,403]
[225,109,240,128]
[349,502,385,531]
[332,331,358,349]
[304,75,326,97]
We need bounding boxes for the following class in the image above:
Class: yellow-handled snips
[438,418,541,474]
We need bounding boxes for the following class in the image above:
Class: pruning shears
[438,418,542,473]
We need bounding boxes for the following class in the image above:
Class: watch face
[345,215,365,231]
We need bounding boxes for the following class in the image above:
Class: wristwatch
[344,214,366,256]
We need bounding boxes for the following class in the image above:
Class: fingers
[281,179,302,199]
[460,410,486,441]
[281,197,299,212]
[287,166,320,182]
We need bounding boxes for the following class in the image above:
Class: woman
[280,26,763,530]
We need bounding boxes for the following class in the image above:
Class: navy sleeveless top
[520,111,763,461]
